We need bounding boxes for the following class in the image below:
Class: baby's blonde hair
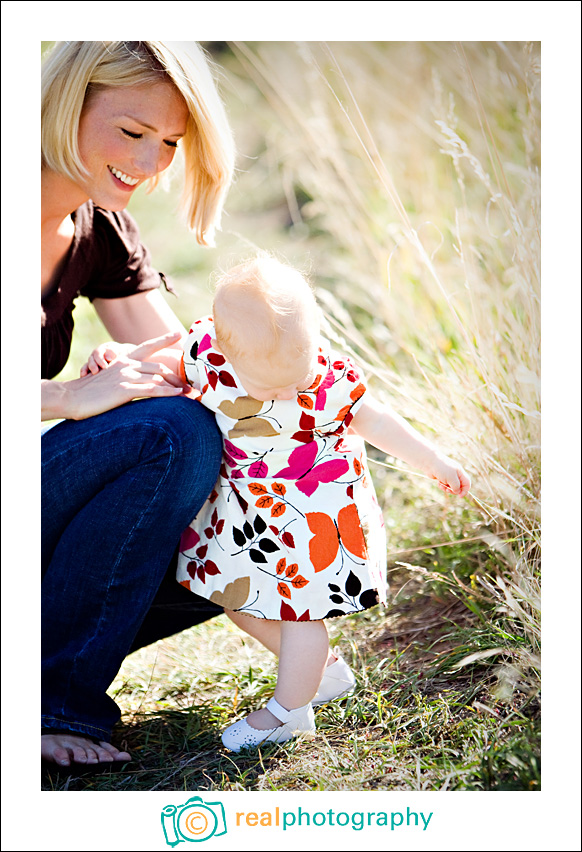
[41,41,235,246]
[213,254,320,362]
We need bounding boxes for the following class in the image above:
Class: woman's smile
[107,165,140,189]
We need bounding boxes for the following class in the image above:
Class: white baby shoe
[221,697,315,752]
[312,656,356,705]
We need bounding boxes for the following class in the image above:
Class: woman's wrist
[41,379,74,421]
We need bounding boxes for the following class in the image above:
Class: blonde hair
[213,254,320,361]
[41,41,235,245]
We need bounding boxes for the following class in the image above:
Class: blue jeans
[42,397,223,741]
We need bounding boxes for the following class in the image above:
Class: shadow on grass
[41,705,292,792]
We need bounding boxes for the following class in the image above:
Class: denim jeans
[42,397,224,741]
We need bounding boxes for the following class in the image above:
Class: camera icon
[161,797,227,845]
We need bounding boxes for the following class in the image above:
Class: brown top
[41,201,165,380]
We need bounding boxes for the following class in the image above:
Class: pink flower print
[314,369,336,411]
[275,442,349,497]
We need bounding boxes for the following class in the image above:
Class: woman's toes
[84,748,100,764]
[93,746,114,763]
[71,745,90,764]
[42,733,131,765]
[97,741,130,761]
[51,745,72,767]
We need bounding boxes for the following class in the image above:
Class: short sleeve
[79,206,163,301]
[309,348,368,435]
[181,316,216,395]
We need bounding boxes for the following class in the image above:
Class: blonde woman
[41,41,234,768]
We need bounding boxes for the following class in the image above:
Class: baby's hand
[428,455,471,497]
[80,341,134,377]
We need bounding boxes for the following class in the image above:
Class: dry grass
[218,41,541,686]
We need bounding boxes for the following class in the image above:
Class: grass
[42,571,539,791]
[42,41,540,791]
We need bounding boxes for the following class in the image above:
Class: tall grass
[219,41,541,688]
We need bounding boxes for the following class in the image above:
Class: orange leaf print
[285,563,299,578]
[298,394,314,410]
[249,482,268,495]
[271,502,286,517]
[306,504,368,572]
[337,503,368,559]
[335,405,351,422]
[307,374,322,391]
[277,582,292,599]
[276,557,287,575]
[179,579,191,590]
[291,575,309,589]
[350,383,366,403]
[354,458,362,476]
[256,495,274,509]
[306,512,339,572]
[272,482,287,497]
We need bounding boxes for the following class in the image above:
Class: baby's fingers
[457,469,471,497]
[94,348,118,370]
[438,469,471,497]
[130,331,183,360]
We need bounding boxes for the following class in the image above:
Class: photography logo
[161,797,227,845]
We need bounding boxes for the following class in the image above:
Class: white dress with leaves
[176,316,387,621]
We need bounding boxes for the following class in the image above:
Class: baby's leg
[225,609,281,655]
[225,608,339,665]
[244,620,329,731]
[276,620,329,707]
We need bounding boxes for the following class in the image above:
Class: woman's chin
[87,193,132,212]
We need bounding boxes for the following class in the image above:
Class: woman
[41,41,235,768]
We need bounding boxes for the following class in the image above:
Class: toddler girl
[174,254,470,751]
[82,253,470,751]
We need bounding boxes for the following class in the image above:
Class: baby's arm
[351,394,471,496]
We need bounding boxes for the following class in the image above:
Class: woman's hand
[42,332,191,421]
[427,455,471,497]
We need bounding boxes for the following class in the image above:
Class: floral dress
[176,316,387,621]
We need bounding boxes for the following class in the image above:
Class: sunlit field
[43,41,540,792]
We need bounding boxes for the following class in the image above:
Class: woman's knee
[136,397,222,492]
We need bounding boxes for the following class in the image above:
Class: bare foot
[42,732,131,767]
[244,707,283,731]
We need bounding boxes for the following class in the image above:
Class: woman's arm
[93,289,187,345]
[351,394,471,496]
[42,291,189,421]
[41,333,188,421]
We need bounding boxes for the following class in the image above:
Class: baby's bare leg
[225,608,338,665]
[225,609,281,655]
[243,620,329,730]
[275,620,329,707]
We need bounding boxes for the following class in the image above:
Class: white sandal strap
[266,697,312,724]
[265,697,293,723]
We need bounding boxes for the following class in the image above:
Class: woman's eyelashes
[120,128,179,148]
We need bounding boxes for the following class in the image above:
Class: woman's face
[77,80,189,210]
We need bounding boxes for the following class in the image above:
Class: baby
[176,254,470,751]
[83,254,470,752]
